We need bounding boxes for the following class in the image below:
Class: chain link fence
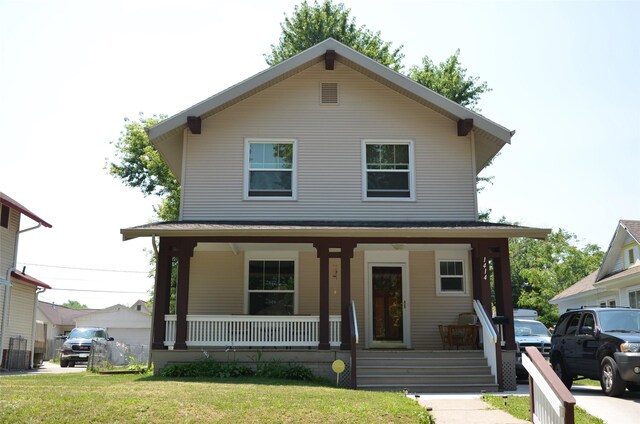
[6,336,28,370]
[87,340,149,372]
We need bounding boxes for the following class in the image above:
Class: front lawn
[482,394,604,424]
[0,373,429,423]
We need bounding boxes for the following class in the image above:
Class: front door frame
[364,251,410,348]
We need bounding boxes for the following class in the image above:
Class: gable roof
[0,192,52,228]
[148,38,514,180]
[38,301,96,326]
[596,219,640,281]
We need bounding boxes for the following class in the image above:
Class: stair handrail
[473,299,499,384]
[348,300,358,389]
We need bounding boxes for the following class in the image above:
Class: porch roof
[121,220,550,241]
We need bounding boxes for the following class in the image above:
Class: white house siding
[409,251,474,350]
[612,233,637,273]
[181,60,476,221]
[4,281,36,353]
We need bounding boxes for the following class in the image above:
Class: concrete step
[357,357,489,367]
[357,382,500,393]
[357,374,496,385]
[357,349,484,359]
[357,364,492,376]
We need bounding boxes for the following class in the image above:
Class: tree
[266,0,404,71]
[63,300,88,309]
[508,227,604,326]
[108,113,179,221]
[408,50,490,112]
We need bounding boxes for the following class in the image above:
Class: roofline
[596,220,635,281]
[11,270,51,289]
[121,222,550,242]
[148,38,513,153]
[0,192,52,228]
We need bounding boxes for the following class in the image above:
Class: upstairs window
[363,141,414,200]
[623,244,639,269]
[245,139,296,199]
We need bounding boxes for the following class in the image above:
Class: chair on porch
[438,313,479,350]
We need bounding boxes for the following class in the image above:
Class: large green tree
[62,300,88,310]
[266,0,404,71]
[509,227,604,326]
[108,113,179,221]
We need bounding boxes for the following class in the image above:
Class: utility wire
[17,262,149,274]
[49,288,148,294]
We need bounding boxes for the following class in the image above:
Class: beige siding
[181,60,476,221]
[409,251,473,350]
[1,209,20,280]
[4,281,36,352]
[188,252,244,314]
[297,252,318,315]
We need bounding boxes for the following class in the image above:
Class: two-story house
[551,220,640,312]
[0,192,51,370]
[121,38,549,391]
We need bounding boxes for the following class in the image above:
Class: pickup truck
[60,327,113,367]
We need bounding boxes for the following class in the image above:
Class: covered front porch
[121,221,548,389]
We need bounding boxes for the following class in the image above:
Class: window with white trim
[363,140,414,199]
[245,139,296,199]
[623,244,639,269]
[629,289,640,309]
[435,251,469,296]
[247,259,295,315]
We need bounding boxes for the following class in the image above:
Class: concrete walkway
[417,397,528,424]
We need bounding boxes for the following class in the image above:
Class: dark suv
[60,327,113,368]
[550,307,640,397]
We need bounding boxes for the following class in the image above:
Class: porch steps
[356,350,498,393]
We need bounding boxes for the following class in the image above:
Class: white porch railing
[473,299,498,384]
[523,346,576,424]
[164,315,341,348]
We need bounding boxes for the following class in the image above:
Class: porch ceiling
[121,220,550,241]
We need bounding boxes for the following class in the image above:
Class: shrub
[160,357,314,381]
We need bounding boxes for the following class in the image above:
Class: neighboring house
[75,302,151,347]
[120,38,549,390]
[0,192,52,369]
[551,220,640,313]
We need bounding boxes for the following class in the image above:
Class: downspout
[30,286,46,368]
[0,221,43,367]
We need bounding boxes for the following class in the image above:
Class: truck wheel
[600,357,625,397]
[552,357,573,389]
[68,361,75,368]
[60,359,68,368]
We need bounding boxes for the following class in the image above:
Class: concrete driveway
[0,361,86,376]
[571,383,640,423]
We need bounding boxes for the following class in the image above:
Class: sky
[1,0,638,309]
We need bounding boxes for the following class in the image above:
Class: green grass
[574,378,600,387]
[482,395,604,424]
[0,373,430,423]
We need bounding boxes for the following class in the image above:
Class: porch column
[174,239,196,350]
[152,238,172,350]
[340,241,356,350]
[493,239,516,350]
[314,242,330,350]
[471,241,492,317]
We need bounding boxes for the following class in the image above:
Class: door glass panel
[372,266,403,342]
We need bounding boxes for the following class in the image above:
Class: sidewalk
[408,388,529,424]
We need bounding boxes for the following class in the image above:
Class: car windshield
[599,310,640,333]
[515,320,550,337]
[68,328,106,339]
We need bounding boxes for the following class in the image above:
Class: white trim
[363,251,410,348]
[243,138,298,201]
[243,251,299,314]
[625,285,640,308]
[623,244,640,269]
[435,250,471,296]
[470,131,478,220]
[361,139,416,202]
[179,130,188,220]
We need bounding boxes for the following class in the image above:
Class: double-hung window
[245,139,296,199]
[363,140,414,200]
[247,257,296,315]
[435,251,469,296]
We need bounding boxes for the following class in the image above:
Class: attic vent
[321,82,338,104]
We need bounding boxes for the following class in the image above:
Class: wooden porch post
[471,240,492,317]
[340,242,356,350]
[314,242,330,350]
[152,238,172,350]
[174,239,196,350]
[493,238,516,350]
